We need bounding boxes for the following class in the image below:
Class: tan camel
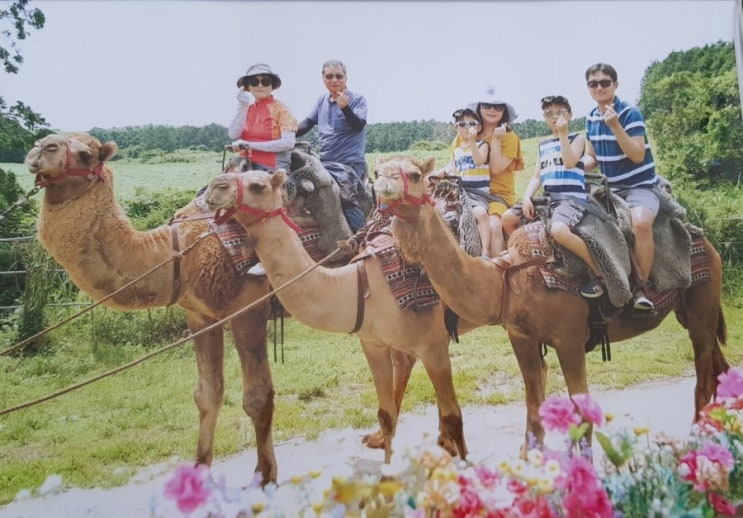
[25,132,278,484]
[373,155,730,453]
[203,169,481,462]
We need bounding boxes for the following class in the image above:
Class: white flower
[14,489,32,502]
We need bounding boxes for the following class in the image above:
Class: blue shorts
[615,187,660,217]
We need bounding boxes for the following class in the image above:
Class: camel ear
[100,141,118,162]
[272,169,287,189]
[420,157,437,176]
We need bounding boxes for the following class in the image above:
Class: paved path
[0,376,702,517]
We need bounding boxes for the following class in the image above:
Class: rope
[0,228,213,357]
[0,229,362,417]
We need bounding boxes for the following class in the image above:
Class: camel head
[25,132,118,187]
[373,155,436,216]
[204,169,288,225]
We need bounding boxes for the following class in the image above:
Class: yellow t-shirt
[452,131,524,215]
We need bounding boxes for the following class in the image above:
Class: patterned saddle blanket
[522,221,712,312]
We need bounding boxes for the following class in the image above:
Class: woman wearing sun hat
[228,63,298,172]
[468,86,524,257]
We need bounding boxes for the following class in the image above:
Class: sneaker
[633,293,655,311]
[247,262,266,276]
[580,278,605,299]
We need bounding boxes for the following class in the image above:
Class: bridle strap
[35,139,106,188]
[213,177,302,232]
[377,166,435,220]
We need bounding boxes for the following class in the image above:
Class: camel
[203,169,481,462]
[24,132,278,484]
[372,155,730,453]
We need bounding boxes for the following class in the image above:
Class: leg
[363,349,417,449]
[630,205,656,288]
[501,208,521,237]
[473,207,491,256]
[230,308,277,485]
[488,214,506,257]
[359,340,397,463]
[509,335,549,457]
[189,316,225,468]
[551,222,601,277]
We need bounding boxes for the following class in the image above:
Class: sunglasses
[324,73,345,80]
[454,121,479,128]
[587,79,613,89]
[543,110,569,118]
[247,76,274,87]
[480,103,506,111]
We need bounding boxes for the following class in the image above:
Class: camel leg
[419,346,467,459]
[363,349,417,450]
[359,340,397,463]
[681,281,729,420]
[552,338,591,454]
[190,318,225,468]
[510,335,549,457]
[230,309,276,485]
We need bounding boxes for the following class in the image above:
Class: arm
[340,106,366,132]
[236,132,296,153]
[337,91,367,132]
[584,140,598,171]
[521,160,542,219]
[296,118,316,137]
[228,90,251,140]
[469,127,489,167]
[556,120,584,169]
[489,125,515,176]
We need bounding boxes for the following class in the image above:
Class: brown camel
[373,155,730,453]
[203,169,481,462]
[25,132,277,484]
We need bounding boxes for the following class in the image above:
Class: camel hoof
[438,434,458,457]
[362,429,386,450]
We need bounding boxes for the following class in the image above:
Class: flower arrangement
[154,369,743,517]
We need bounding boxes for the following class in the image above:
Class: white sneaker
[247,262,266,276]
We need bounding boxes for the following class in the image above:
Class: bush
[124,187,195,231]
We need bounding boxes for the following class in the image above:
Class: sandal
[633,292,654,311]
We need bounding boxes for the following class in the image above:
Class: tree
[0,0,49,161]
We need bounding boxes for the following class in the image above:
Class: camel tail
[717,307,727,346]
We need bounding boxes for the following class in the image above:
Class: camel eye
[407,171,422,182]
[248,183,265,195]
[78,151,93,164]
[44,144,58,152]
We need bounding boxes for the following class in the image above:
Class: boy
[502,95,604,298]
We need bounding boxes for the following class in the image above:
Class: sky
[2,0,738,132]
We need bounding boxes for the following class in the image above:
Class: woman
[469,87,524,257]
[228,63,298,172]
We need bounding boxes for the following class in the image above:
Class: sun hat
[236,63,282,89]
[468,85,518,122]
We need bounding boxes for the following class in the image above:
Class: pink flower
[717,368,743,400]
[679,442,735,491]
[539,395,581,433]
[164,463,212,514]
[709,492,738,516]
[561,457,613,518]
[454,475,483,518]
[571,393,604,426]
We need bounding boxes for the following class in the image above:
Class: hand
[336,90,350,109]
[523,198,535,220]
[231,139,249,152]
[555,116,568,135]
[467,126,477,139]
[237,90,251,107]
[601,104,619,129]
[493,123,507,140]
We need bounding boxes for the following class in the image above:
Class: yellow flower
[634,427,650,436]
[526,449,543,466]
[605,412,615,423]
[498,460,512,474]
[544,459,561,477]
[537,476,554,494]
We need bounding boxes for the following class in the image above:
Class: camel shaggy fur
[373,155,730,454]
[25,133,278,483]
[203,169,481,462]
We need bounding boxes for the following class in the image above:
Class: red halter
[376,166,435,220]
[213,175,302,233]
[34,139,106,188]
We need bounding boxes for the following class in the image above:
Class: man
[583,63,658,311]
[297,60,368,232]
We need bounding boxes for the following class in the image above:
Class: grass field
[0,141,740,505]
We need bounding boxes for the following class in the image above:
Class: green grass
[0,143,741,504]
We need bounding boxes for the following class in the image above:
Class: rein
[34,139,106,188]
[377,166,435,221]
[213,178,301,232]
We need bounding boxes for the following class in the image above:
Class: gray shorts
[550,200,586,229]
[615,187,660,217]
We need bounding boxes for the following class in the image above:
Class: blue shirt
[305,90,367,165]
[539,133,587,201]
[586,96,657,189]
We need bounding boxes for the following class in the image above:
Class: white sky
[2,0,737,132]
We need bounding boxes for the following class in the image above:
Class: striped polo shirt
[539,133,587,201]
[586,96,657,189]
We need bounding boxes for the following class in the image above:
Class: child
[437,108,493,258]
[502,95,604,298]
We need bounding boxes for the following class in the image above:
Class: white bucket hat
[236,63,282,89]
[468,85,518,123]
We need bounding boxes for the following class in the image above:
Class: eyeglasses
[247,76,273,87]
[587,79,613,89]
[454,121,479,128]
[543,110,569,118]
[480,103,506,111]
[324,73,345,80]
